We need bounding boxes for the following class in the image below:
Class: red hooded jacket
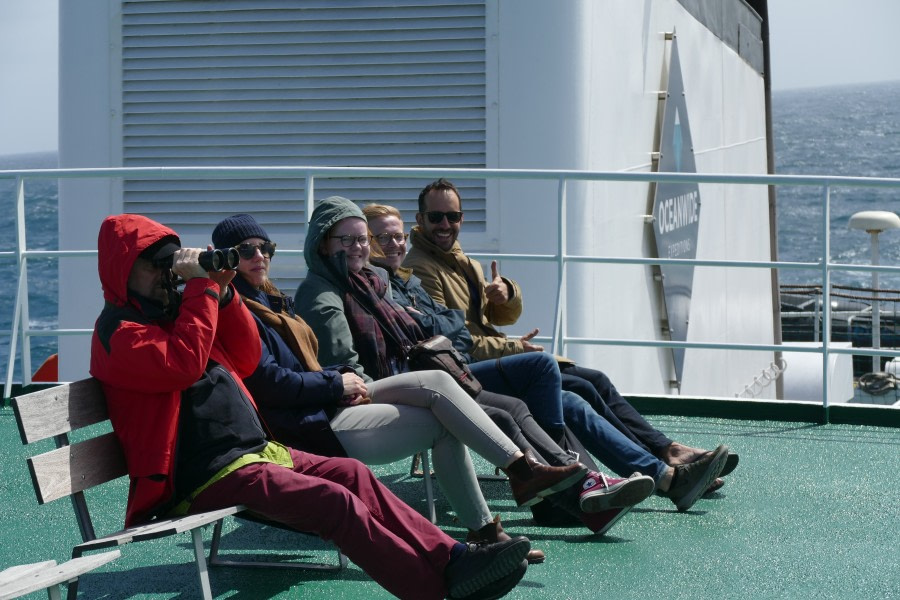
[90,214,261,526]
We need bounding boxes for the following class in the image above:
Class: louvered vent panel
[121,0,487,289]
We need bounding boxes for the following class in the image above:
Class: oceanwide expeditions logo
[656,189,699,250]
[651,37,700,386]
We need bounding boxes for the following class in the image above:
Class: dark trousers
[189,448,455,600]
[477,390,574,467]
[560,364,673,456]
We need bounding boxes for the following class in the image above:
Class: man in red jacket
[89,213,530,600]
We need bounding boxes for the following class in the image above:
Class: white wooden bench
[12,378,345,600]
[0,551,119,600]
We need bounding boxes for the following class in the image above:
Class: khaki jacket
[403,226,526,361]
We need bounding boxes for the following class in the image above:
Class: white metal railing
[4,166,900,419]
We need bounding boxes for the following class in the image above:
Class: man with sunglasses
[407,180,523,357]
[403,179,737,507]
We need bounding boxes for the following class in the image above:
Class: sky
[1,0,900,156]
[0,0,57,157]
[767,0,900,90]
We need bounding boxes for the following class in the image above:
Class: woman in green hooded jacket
[295,196,588,521]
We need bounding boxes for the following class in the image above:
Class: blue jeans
[560,391,669,483]
[560,364,673,455]
[468,352,565,429]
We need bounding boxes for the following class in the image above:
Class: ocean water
[2,81,900,380]
[774,80,900,288]
[0,152,60,381]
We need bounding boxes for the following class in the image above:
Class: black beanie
[212,214,270,248]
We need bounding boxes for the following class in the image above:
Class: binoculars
[153,248,240,272]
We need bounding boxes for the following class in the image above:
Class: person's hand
[341,372,368,398]
[204,245,236,290]
[339,394,369,406]
[520,328,544,352]
[485,261,510,305]
[171,248,208,281]
[207,268,236,290]
[405,305,424,316]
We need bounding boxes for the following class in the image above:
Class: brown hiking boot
[503,450,588,507]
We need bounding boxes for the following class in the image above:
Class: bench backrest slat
[13,379,108,444]
[14,379,128,507]
[26,432,128,505]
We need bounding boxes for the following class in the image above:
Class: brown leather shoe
[504,450,588,507]
[467,515,545,564]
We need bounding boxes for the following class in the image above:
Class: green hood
[304,195,367,285]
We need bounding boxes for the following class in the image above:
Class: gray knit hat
[212,214,270,248]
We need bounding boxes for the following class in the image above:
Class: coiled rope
[858,371,898,395]
[735,358,788,398]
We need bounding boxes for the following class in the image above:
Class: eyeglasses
[423,211,463,224]
[373,232,408,246]
[330,234,371,247]
[234,241,277,260]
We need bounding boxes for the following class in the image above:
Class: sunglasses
[423,211,463,224]
[373,232,408,246]
[234,241,277,260]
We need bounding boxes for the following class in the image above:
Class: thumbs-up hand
[484,260,510,305]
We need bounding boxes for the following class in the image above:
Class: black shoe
[466,515,545,564]
[451,559,528,600]
[664,444,728,511]
[529,497,581,527]
[445,537,531,599]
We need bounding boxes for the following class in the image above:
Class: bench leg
[64,560,80,600]
[209,520,224,564]
[191,528,214,600]
[420,451,437,524]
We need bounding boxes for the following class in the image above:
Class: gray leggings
[329,370,521,530]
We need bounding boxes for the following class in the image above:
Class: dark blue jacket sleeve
[393,274,475,360]
[242,313,344,409]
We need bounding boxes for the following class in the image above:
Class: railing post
[870,230,882,373]
[551,178,567,355]
[4,177,31,401]
[18,179,33,384]
[3,274,27,401]
[813,293,820,343]
[305,172,315,224]
[821,183,832,423]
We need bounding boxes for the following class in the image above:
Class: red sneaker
[579,471,655,513]
[578,506,634,535]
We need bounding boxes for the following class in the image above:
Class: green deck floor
[2,407,898,599]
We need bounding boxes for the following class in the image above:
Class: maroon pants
[190,449,455,599]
